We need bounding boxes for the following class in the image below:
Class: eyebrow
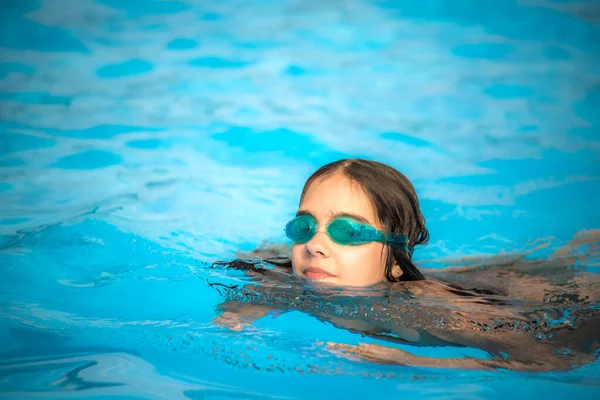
[296,209,372,225]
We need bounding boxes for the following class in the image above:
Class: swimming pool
[1,0,599,398]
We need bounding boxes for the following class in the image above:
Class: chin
[337,278,386,288]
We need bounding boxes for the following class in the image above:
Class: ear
[391,261,403,279]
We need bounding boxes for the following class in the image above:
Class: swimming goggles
[285,214,413,255]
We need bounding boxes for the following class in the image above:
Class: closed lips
[303,267,336,280]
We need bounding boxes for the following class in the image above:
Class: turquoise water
[1,0,599,398]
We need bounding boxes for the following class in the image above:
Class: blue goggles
[285,214,413,256]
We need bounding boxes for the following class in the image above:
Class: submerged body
[213,250,600,373]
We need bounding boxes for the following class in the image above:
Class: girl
[212,158,600,372]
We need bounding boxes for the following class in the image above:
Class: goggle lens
[327,218,359,245]
[285,215,315,244]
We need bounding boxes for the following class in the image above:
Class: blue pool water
[0,0,599,398]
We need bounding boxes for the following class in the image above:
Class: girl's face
[291,172,394,287]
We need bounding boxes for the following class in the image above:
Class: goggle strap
[386,234,414,256]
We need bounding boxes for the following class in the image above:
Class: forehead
[299,172,379,225]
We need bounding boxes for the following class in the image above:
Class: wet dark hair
[215,158,428,282]
[299,158,428,281]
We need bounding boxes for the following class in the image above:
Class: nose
[304,231,331,258]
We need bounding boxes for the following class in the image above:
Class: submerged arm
[214,299,282,331]
[328,342,495,371]
[326,342,560,372]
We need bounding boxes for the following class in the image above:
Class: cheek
[338,244,386,278]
